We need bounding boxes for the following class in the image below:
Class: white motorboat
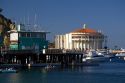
[83,51,109,62]
[0,68,17,73]
[115,53,125,57]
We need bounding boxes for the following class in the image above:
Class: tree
[3,35,10,47]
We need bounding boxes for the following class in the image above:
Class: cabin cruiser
[83,50,109,62]
[115,53,125,57]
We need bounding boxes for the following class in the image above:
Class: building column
[82,41,83,49]
[93,40,95,49]
[83,41,85,50]
[87,41,89,49]
[75,41,77,49]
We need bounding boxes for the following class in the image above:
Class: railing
[43,49,84,54]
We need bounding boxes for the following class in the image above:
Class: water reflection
[41,69,48,83]
[1,63,125,83]
[7,73,21,83]
[64,65,98,73]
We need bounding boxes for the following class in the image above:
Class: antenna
[26,12,32,31]
[23,16,25,25]
[27,13,29,25]
[34,14,38,31]
[34,14,37,26]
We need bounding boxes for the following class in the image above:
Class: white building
[55,25,107,50]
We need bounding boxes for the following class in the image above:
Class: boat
[115,53,125,57]
[85,55,109,62]
[0,68,18,73]
[44,64,55,70]
[83,51,109,62]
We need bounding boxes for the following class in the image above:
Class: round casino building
[55,24,107,50]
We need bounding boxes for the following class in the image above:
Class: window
[20,33,26,37]
[26,33,30,37]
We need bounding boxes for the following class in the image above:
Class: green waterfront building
[8,24,49,51]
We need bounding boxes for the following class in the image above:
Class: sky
[1,0,125,48]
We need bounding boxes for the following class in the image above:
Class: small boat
[44,65,55,70]
[0,68,17,73]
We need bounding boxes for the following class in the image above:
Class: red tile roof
[72,28,97,33]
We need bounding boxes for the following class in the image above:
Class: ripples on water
[1,62,125,83]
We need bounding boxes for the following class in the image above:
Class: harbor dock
[1,49,124,67]
[0,49,102,67]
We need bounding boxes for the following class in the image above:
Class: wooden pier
[0,49,85,66]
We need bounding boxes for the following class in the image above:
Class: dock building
[8,24,49,51]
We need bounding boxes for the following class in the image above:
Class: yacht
[83,51,109,62]
[115,53,125,57]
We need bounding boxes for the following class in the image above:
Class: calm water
[1,62,125,83]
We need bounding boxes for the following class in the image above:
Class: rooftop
[72,24,98,33]
[72,28,97,33]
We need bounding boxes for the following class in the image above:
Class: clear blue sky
[1,0,125,48]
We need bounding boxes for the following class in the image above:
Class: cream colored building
[55,25,107,50]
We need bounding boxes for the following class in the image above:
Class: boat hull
[1,70,17,73]
[85,56,109,62]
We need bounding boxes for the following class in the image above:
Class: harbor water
[0,62,125,83]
